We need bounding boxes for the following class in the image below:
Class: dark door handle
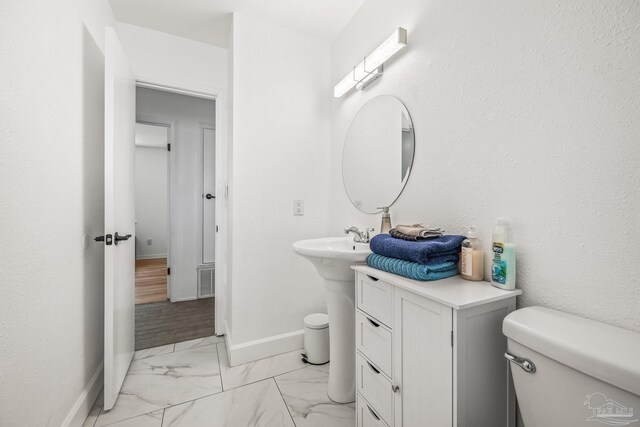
[114,232,131,245]
[94,234,113,245]
[205,193,215,200]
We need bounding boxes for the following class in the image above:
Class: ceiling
[109,0,366,48]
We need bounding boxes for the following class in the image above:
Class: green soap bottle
[491,218,516,290]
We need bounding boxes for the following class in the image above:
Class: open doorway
[134,86,217,350]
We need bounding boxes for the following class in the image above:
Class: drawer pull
[367,317,380,328]
[391,384,400,393]
[367,404,381,421]
[366,360,381,374]
[366,274,380,282]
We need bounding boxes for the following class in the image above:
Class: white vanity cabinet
[353,266,522,427]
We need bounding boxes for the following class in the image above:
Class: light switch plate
[294,200,304,216]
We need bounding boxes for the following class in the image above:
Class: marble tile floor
[84,335,354,427]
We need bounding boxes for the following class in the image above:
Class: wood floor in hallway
[135,298,215,350]
[135,258,167,305]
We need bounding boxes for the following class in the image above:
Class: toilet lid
[304,313,329,329]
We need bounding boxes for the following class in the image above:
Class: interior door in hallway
[103,26,136,411]
[202,127,216,265]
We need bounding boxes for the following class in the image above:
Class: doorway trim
[136,79,228,337]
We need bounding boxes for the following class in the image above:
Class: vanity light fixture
[333,27,408,98]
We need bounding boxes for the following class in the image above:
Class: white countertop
[352,265,522,310]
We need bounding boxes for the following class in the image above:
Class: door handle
[205,193,215,200]
[367,317,380,328]
[94,234,113,245]
[114,232,132,246]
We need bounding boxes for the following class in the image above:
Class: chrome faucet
[344,226,375,243]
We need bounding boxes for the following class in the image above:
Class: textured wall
[116,22,228,95]
[330,0,640,332]
[229,14,332,345]
[0,0,115,425]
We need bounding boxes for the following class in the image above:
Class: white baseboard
[61,361,103,427]
[135,254,167,260]
[222,319,232,363]
[227,329,304,367]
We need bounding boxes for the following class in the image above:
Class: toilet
[503,306,640,427]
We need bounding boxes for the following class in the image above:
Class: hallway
[135,298,214,350]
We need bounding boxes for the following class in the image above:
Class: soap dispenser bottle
[460,226,484,281]
[491,218,516,290]
[378,207,392,234]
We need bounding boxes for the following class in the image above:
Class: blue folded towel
[369,234,466,265]
[367,253,459,281]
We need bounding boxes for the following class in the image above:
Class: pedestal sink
[293,237,371,403]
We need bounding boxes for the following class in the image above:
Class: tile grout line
[156,378,281,424]
[218,363,310,393]
[215,340,225,392]
[99,344,223,426]
[272,377,298,427]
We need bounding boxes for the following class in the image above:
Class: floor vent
[197,264,215,298]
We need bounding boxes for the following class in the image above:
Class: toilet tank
[503,307,640,427]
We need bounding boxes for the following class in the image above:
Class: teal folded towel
[367,253,459,281]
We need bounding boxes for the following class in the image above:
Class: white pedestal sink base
[325,279,356,403]
[292,237,370,405]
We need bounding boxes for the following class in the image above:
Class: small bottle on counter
[491,218,516,290]
[379,207,392,234]
[460,226,484,281]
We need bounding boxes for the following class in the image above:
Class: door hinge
[451,330,454,347]
[216,225,219,232]
[167,143,171,151]
[167,267,171,276]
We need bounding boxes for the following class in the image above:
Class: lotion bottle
[491,218,516,290]
[460,226,484,281]
[379,207,392,234]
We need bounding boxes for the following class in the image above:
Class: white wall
[0,0,115,425]
[116,22,227,95]
[227,14,332,352]
[136,87,216,301]
[134,145,168,259]
[330,0,640,335]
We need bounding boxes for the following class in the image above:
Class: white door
[393,289,453,426]
[103,27,136,411]
[202,127,216,264]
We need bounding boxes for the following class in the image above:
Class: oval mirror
[342,96,415,213]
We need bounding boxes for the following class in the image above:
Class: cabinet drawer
[357,393,391,427]
[357,272,393,327]
[356,310,392,377]
[357,352,394,425]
